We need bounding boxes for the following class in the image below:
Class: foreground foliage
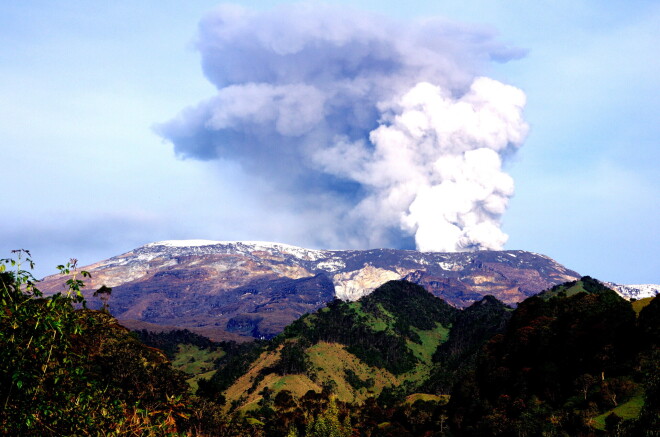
[0,253,200,435]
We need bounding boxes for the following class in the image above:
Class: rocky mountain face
[38,240,581,341]
[605,282,660,300]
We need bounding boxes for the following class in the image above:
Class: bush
[0,252,192,435]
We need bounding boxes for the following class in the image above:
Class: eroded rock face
[333,265,407,301]
[38,240,582,340]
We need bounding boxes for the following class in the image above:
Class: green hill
[632,296,654,315]
[448,277,659,435]
[536,275,610,299]
[425,294,513,394]
[195,280,464,410]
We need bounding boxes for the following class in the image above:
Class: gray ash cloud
[158,3,528,251]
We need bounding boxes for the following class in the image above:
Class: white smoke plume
[158,3,528,252]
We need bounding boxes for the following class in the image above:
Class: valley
[2,245,658,435]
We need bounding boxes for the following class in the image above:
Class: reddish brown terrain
[38,240,581,341]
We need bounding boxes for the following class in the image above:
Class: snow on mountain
[143,240,331,262]
[606,282,660,300]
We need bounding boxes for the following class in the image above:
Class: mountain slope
[425,295,513,394]
[80,275,655,435]
[448,278,656,435]
[38,240,581,340]
[200,280,461,410]
[606,282,660,300]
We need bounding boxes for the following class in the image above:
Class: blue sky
[1,1,658,284]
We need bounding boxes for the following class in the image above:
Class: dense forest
[1,252,658,435]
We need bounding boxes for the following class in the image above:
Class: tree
[93,284,112,313]
[304,397,351,437]
[575,373,597,400]
[605,412,623,436]
[0,252,191,435]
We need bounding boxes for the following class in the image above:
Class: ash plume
[158,3,528,252]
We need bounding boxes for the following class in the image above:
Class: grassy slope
[591,392,645,430]
[223,345,281,407]
[407,323,450,363]
[632,297,653,315]
[403,323,451,385]
[404,393,450,405]
[347,301,390,332]
[222,282,456,409]
[224,323,452,410]
[539,281,588,299]
[170,344,225,392]
[308,342,397,402]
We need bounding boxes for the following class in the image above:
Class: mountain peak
[39,241,584,340]
[147,239,226,247]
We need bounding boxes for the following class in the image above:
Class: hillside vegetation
[449,276,659,435]
[191,277,658,436]
[195,281,461,409]
[1,251,658,436]
[0,254,195,435]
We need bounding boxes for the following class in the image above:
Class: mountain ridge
[38,240,587,340]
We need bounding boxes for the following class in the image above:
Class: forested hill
[190,278,659,435]
[448,276,660,435]
[195,280,465,408]
[279,280,460,374]
[2,254,659,436]
[190,280,515,419]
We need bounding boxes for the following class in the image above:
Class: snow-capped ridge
[606,282,660,300]
[103,241,658,304]
[138,240,336,264]
[147,240,225,247]
[148,239,319,251]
